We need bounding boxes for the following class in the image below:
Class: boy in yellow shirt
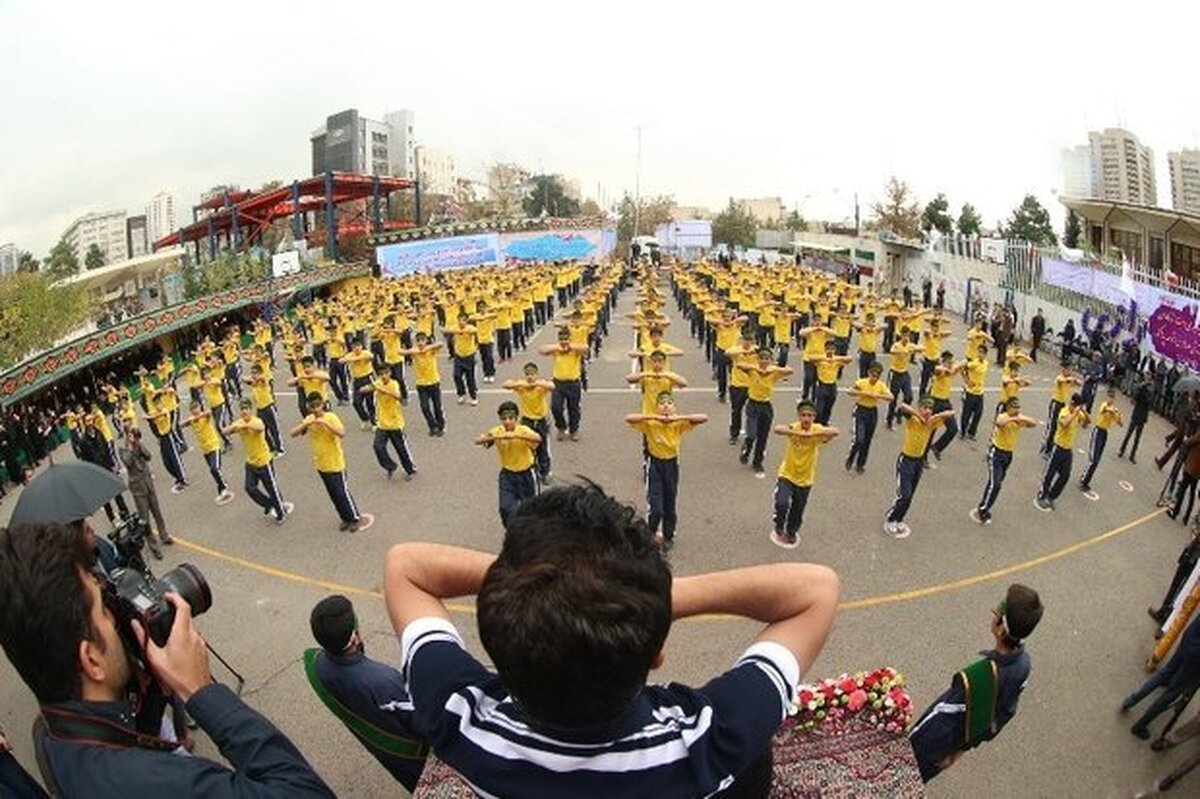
[224,397,292,524]
[885,397,955,538]
[399,333,446,437]
[539,328,590,441]
[504,363,555,481]
[180,400,234,505]
[845,362,894,474]
[1079,386,1123,496]
[1035,393,1089,512]
[970,397,1040,525]
[290,393,374,532]
[365,363,417,480]
[740,348,794,477]
[475,401,542,526]
[625,391,708,549]
[771,399,839,549]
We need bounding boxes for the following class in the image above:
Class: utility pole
[633,125,643,239]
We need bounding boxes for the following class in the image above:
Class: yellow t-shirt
[858,327,879,354]
[452,328,479,358]
[922,331,946,361]
[203,381,226,409]
[305,412,346,472]
[992,419,1022,452]
[727,348,755,389]
[802,329,828,361]
[633,418,691,461]
[551,349,583,381]
[747,368,786,402]
[639,372,681,415]
[1095,401,1121,431]
[901,412,945,458]
[512,384,551,420]
[345,350,375,379]
[1053,406,1082,450]
[890,343,914,372]
[714,321,741,350]
[374,378,405,430]
[490,424,537,472]
[963,359,988,395]
[999,369,1021,402]
[250,379,274,410]
[297,371,329,401]
[236,419,272,467]
[778,423,828,487]
[1052,374,1072,404]
[190,412,221,454]
[815,360,841,386]
[854,377,888,408]
[930,368,953,401]
[412,350,440,386]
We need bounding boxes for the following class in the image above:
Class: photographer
[0,522,334,798]
[117,427,173,560]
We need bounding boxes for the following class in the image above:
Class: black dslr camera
[106,563,212,647]
[108,513,151,573]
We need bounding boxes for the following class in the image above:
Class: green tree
[16,251,39,273]
[711,198,758,248]
[921,193,953,235]
[44,237,80,281]
[84,243,106,270]
[1005,194,1058,245]
[957,203,982,237]
[522,175,581,218]
[616,193,674,247]
[784,210,808,232]
[870,177,922,239]
[0,273,92,368]
[1063,209,1081,248]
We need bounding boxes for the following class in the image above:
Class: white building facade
[415,145,457,196]
[0,243,18,277]
[1168,149,1200,216]
[63,210,128,264]
[146,191,177,244]
[1088,128,1157,206]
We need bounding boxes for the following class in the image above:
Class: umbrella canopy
[7,461,125,527]
[1172,374,1200,395]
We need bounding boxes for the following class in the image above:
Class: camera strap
[38,705,179,753]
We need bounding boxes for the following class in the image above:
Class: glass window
[1150,237,1165,270]
[1171,242,1200,280]
[1110,228,1142,264]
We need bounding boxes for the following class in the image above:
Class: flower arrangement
[788,667,914,736]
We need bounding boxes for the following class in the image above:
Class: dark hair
[310,595,356,653]
[306,392,324,406]
[477,482,671,727]
[0,523,99,703]
[497,400,520,417]
[1004,584,1043,641]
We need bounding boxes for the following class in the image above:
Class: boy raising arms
[382,483,839,799]
[884,396,955,539]
[224,397,293,524]
[845,361,893,474]
[625,351,688,414]
[290,393,374,532]
[365,363,417,481]
[504,363,555,482]
[771,399,839,549]
[740,348,793,478]
[180,400,234,505]
[970,398,1040,525]
[475,401,542,526]
[625,391,708,550]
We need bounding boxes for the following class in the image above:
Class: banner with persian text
[376,234,501,276]
[1041,258,1200,369]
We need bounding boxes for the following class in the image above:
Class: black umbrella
[7,461,125,527]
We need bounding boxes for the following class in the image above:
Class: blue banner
[501,232,601,262]
[376,234,500,276]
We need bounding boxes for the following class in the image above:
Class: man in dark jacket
[306,595,427,791]
[1120,377,1153,463]
[77,415,131,525]
[1123,614,1200,739]
[0,522,334,799]
[909,584,1044,782]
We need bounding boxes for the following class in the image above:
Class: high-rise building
[146,191,176,244]
[415,145,457,196]
[1061,145,1094,198]
[1086,128,1157,206]
[310,108,417,179]
[126,215,149,259]
[0,243,18,277]
[1168,149,1200,215]
[62,210,128,265]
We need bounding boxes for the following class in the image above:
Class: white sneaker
[770,530,799,550]
[216,489,234,505]
[894,523,912,539]
[457,396,466,405]
[470,398,479,406]
[276,501,295,524]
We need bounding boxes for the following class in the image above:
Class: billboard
[377,234,501,276]
[271,251,301,278]
[499,229,614,263]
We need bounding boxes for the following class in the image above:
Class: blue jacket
[310,648,427,791]
[40,683,333,798]
[908,648,1030,783]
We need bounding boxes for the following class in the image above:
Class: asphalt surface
[2,280,1196,798]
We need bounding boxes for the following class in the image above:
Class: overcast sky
[2,0,1197,256]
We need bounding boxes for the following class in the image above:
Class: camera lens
[158,563,212,618]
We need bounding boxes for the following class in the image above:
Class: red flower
[821,684,837,701]
[847,689,869,711]
[839,678,857,694]
[798,689,814,707]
